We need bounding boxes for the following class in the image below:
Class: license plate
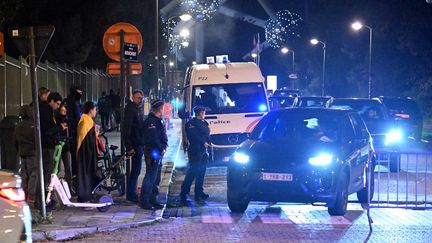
[261,173,293,181]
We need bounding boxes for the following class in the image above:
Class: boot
[140,199,154,210]
[195,193,209,201]
[150,199,164,210]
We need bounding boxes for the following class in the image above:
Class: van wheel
[328,172,348,216]
[227,188,249,213]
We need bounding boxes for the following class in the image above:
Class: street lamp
[179,28,190,38]
[310,38,326,96]
[280,47,295,73]
[351,21,373,98]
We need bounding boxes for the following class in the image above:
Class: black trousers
[180,151,207,197]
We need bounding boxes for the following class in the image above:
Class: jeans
[127,146,143,199]
[140,151,162,203]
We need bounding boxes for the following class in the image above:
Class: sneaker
[194,193,209,201]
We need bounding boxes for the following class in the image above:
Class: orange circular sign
[103,22,143,62]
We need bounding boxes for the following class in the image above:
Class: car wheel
[227,187,249,213]
[389,153,400,173]
[357,165,375,203]
[328,172,348,216]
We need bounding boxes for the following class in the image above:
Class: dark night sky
[3,0,432,114]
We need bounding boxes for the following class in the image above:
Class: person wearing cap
[179,106,211,205]
[140,99,168,210]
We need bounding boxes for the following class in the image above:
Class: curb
[33,162,174,242]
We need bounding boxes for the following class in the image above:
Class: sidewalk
[32,119,182,241]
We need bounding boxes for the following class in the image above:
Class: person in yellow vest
[76,101,99,203]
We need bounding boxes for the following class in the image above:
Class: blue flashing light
[233,152,250,164]
[385,129,403,145]
[151,149,161,160]
[258,104,267,112]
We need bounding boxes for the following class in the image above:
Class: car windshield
[251,113,340,143]
[192,83,267,115]
[298,97,329,107]
[330,100,385,122]
[382,99,420,115]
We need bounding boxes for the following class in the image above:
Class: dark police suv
[227,108,375,216]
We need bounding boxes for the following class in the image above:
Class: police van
[179,57,269,162]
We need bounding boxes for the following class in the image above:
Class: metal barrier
[367,150,432,231]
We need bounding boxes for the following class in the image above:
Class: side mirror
[178,110,190,119]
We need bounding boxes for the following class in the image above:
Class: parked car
[268,96,295,110]
[377,97,423,140]
[293,96,332,108]
[272,88,301,97]
[227,108,375,216]
[0,170,32,242]
[326,98,410,172]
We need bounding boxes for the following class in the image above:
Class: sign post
[9,26,55,220]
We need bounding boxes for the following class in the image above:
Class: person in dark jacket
[35,92,64,211]
[55,103,73,190]
[140,100,168,210]
[109,89,121,128]
[179,106,211,205]
[14,105,37,203]
[121,90,145,202]
[76,101,99,202]
[64,86,83,177]
[97,91,112,130]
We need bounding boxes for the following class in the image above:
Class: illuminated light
[181,41,189,47]
[179,14,192,21]
[180,28,190,38]
[4,229,12,234]
[310,38,319,45]
[251,53,258,58]
[169,62,174,67]
[265,10,303,48]
[0,188,25,202]
[308,153,333,166]
[162,55,167,59]
[258,104,267,112]
[385,130,403,145]
[192,61,197,65]
[151,149,161,160]
[233,152,250,164]
[351,21,363,31]
[395,113,410,119]
[281,47,289,54]
[181,0,221,22]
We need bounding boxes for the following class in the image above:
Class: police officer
[180,106,211,205]
[140,100,168,210]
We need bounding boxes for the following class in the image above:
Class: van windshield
[192,83,268,115]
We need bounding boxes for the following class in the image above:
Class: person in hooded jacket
[14,105,37,204]
[55,102,73,191]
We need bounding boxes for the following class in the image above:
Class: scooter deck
[64,202,113,208]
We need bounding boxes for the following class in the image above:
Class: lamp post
[281,47,295,73]
[310,38,326,96]
[351,21,373,99]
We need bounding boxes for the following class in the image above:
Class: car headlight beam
[385,129,403,145]
[308,153,333,166]
[233,152,250,164]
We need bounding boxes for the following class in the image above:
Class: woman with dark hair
[76,101,99,202]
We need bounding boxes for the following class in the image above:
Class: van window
[192,83,267,114]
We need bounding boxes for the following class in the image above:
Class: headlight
[308,153,333,166]
[233,152,250,164]
[385,129,403,145]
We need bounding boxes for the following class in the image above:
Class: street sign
[123,43,138,61]
[103,22,143,62]
[106,62,142,75]
[289,73,298,79]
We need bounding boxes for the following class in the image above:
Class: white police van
[179,56,269,162]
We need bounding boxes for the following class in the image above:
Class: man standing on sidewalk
[122,90,145,203]
[180,106,211,205]
[140,100,168,210]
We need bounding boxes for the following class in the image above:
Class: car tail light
[395,113,410,119]
[0,188,26,202]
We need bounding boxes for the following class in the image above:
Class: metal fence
[0,53,119,119]
[369,150,432,209]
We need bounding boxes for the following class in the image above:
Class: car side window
[342,116,356,142]
[350,114,369,139]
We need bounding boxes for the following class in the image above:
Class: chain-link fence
[0,53,119,119]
